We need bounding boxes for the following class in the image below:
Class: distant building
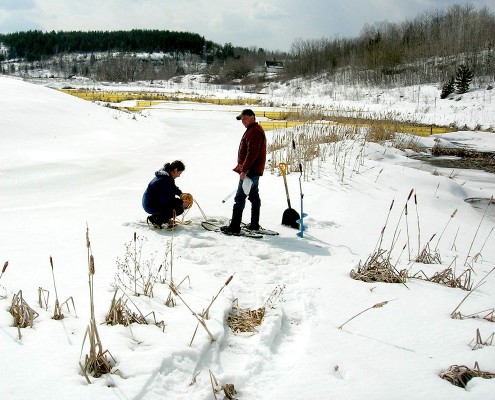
[265,60,284,74]
[0,42,8,57]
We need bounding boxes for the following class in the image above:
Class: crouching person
[142,160,191,228]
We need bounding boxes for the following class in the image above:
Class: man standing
[221,109,267,235]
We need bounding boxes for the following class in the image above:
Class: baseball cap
[236,109,255,120]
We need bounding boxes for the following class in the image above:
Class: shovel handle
[278,162,292,208]
[278,162,288,176]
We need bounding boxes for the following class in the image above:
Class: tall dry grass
[79,226,115,383]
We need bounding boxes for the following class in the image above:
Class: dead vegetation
[80,226,115,383]
[267,122,364,183]
[184,275,235,346]
[351,195,409,284]
[338,300,394,330]
[440,363,495,388]
[351,250,407,284]
[0,261,8,299]
[0,260,8,282]
[10,290,39,340]
[169,282,216,343]
[114,232,166,297]
[450,267,495,319]
[226,285,285,334]
[351,187,492,296]
[104,288,165,331]
[48,256,77,320]
[266,108,446,187]
[470,328,495,350]
[452,308,495,323]
[227,299,266,334]
[209,370,238,400]
[415,239,441,264]
[412,266,472,290]
[412,251,473,291]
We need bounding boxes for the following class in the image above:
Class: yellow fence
[260,120,324,130]
[397,125,452,136]
[60,89,454,136]
[136,100,164,107]
[60,89,262,107]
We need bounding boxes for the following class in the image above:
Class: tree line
[284,4,495,86]
[0,29,226,61]
[0,28,278,83]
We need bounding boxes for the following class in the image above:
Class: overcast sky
[1,0,494,52]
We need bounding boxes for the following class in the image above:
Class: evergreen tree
[440,76,455,99]
[454,64,474,94]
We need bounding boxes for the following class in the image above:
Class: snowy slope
[1,75,495,400]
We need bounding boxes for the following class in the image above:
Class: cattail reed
[464,196,493,268]
[388,189,414,262]
[49,256,60,304]
[89,255,95,275]
[414,194,421,260]
[80,225,114,381]
[0,261,8,281]
[338,300,393,330]
[203,274,234,320]
[434,209,457,252]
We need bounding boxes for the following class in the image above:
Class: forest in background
[0,4,494,87]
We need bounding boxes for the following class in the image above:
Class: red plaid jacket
[233,122,266,176]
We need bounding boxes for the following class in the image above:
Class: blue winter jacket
[142,168,183,214]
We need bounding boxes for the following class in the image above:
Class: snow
[1,74,495,399]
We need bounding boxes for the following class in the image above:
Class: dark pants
[233,176,260,211]
[152,205,184,225]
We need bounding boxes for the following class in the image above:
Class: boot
[221,208,243,234]
[246,206,260,231]
[147,215,163,229]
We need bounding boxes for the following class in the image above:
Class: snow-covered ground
[1,75,494,399]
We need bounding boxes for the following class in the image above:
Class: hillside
[1,5,494,86]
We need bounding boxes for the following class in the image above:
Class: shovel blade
[282,208,300,229]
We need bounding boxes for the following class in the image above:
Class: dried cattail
[407,188,414,201]
[89,255,95,275]
[225,275,233,285]
[50,256,54,270]
[338,299,395,329]
[133,232,137,242]
[169,285,178,296]
[2,261,8,273]
[86,228,90,249]
[451,209,458,218]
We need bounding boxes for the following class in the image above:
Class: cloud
[0,0,35,11]
[0,1,39,34]
[252,2,290,19]
[1,0,495,52]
